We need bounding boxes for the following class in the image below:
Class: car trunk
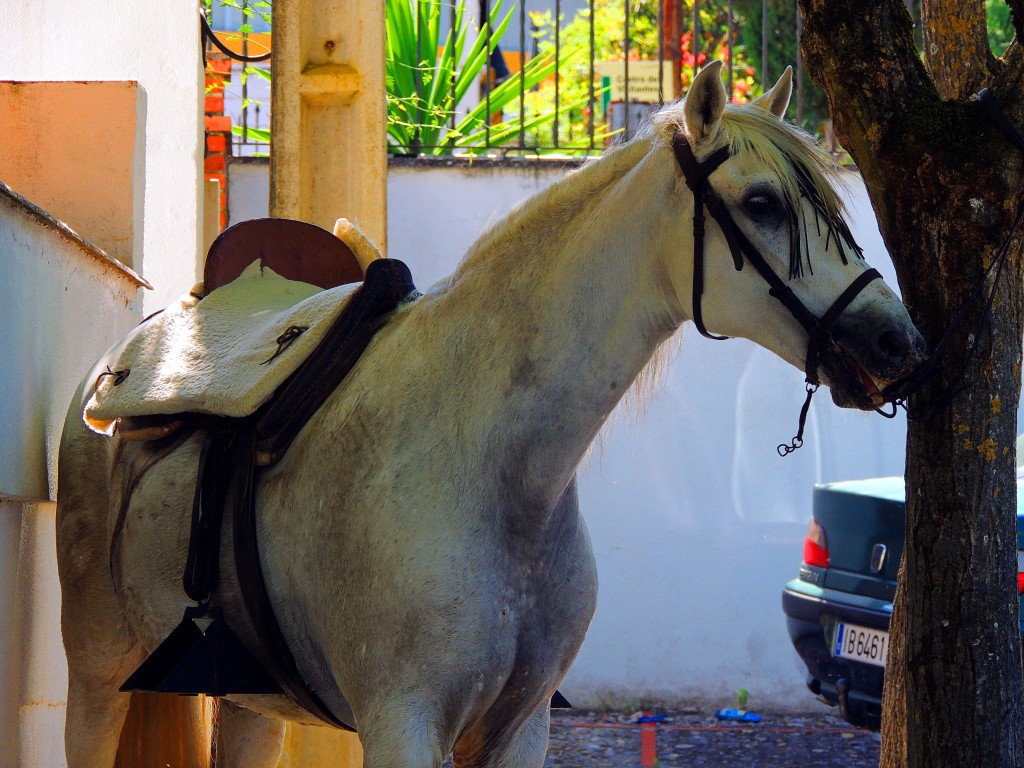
[814,478,905,602]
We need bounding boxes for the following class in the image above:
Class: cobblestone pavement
[543,709,880,767]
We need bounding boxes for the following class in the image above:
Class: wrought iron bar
[450,0,457,141]
[554,0,561,147]
[623,0,630,139]
[588,0,596,150]
[485,0,492,148]
[657,0,665,104]
[727,0,733,98]
[242,0,249,144]
[761,0,768,83]
[692,0,700,82]
[414,0,423,152]
[795,0,803,122]
[519,0,526,149]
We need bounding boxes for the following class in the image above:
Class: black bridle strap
[674,142,736,339]
[673,136,882,375]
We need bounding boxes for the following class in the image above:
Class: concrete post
[270,0,384,761]
[270,0,388,254]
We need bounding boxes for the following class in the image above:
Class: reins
[672,135,882,455]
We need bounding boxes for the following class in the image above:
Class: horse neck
[432,139,691,506]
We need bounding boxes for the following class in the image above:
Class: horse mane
[451,138,654,278]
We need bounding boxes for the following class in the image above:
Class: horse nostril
[875,329,912,363]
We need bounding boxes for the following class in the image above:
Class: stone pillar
[270,0,384,761]
[270,0,387,253]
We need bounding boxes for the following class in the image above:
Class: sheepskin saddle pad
[84,260,364,436]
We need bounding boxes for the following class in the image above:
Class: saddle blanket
[85,260,361,435]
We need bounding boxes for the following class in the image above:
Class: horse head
[661,60,926,410]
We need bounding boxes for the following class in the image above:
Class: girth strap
[232,421,358,730]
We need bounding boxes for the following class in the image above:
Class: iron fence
[389,0,813,156]
[206,0,815,159]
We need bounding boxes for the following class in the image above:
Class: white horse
[57,61,925,767]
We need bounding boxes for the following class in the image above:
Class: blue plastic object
[715,709,762,723]
[636,714,667,723]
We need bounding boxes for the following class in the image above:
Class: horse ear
[751,66,793,119]
[683,60,727,144]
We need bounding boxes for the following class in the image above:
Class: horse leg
[216,701,286,767]
[59,501,142,766]
[63,660,138,768]
[453,705,551,768]
[359,710,447,768]
[56,398,145,767]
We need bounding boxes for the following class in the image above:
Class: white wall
[0,0,204,313]
[0,500,67,768]
[0,187,144,500]
[229,159,273,226]
[0,186,143,767]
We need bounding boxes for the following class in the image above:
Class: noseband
[672,135,882,453]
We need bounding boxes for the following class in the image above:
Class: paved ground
[543,709,880,767]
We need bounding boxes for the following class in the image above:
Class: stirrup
[120,605,281,696]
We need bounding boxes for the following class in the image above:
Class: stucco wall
[0,187,144,501]
[0,81,141,269]
[0,185,144,767]
[0,1,204,313]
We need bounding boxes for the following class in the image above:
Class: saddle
[116,219,417,730]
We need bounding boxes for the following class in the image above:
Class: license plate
[833,622,889,667]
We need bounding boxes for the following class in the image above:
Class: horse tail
[114,693,216,767]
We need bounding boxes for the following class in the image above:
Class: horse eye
[743,192,783,221]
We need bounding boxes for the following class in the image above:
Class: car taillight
[803,519,829,568]
[1018,552,1024,594]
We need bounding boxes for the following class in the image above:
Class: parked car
[781,475,1024,731]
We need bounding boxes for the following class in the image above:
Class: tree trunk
[921,0,992,98]
[797,1,1024,765]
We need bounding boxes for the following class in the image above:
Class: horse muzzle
[820,323,928,411]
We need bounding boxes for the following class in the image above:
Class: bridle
[672,135,883,455]
[669,89,1024,454]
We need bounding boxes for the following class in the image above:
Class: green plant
[385,0,582,154]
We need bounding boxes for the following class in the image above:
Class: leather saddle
[119,219,416,730]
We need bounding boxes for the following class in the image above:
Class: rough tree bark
[921,0,994,98]
[797,1,1024,765]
